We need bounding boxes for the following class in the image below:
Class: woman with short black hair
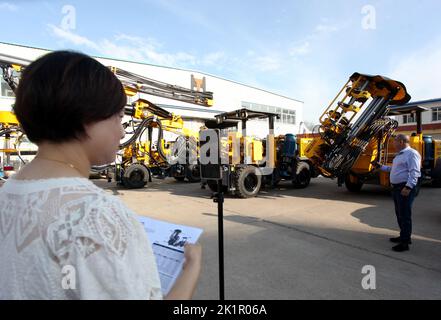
[0,51,201,300]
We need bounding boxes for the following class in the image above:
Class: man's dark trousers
[392,182,416,244]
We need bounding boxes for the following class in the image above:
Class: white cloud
[48,24,99,50]
[48,24,198,67]
[289,41,310,56]
[98,39,145,62]
[314,24,339,34]
[48,23,282,78]
[114,34,154,46]
[389,39,441,101]
[253,55,281,72]
[0,2,18,11]
[45,17,345,124]
[202,52,225,66]
[287,21,344,59]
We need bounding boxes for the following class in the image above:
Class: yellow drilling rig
[305,72,441,192]
[0,53,214,188]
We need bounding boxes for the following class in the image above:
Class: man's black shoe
[392,243,409,252]
[390,237,412,244]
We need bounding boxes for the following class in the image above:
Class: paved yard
[95,176,441,300]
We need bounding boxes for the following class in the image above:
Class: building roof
[388,105,429,116]
[403,98,441,107]
[0,41,303,104]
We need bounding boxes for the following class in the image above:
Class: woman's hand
[183,243,202,270]
[165,243,202,300]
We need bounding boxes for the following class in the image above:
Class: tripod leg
[217,179,225,300]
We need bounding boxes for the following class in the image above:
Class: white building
[0,42,303,170]
[395,98,441,139]
[0,42,303,137]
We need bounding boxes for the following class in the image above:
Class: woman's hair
[13,50,127,143]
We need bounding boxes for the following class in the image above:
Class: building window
[242,101,296,125]
[432,107,441,122]
[402,114,416,124]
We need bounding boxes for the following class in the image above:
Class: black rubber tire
[122,163,149,189]
[186,164,201,183]
[345,174,363,192]
[206,180,228,193]
[292,162,311,189]
[233,166,262,198]
[170,164,185,182]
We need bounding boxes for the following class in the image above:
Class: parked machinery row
[1,52,439,197]
[0,53,213,188]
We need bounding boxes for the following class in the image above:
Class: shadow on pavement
[196,213,441,300]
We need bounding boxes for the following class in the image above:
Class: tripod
[212,179,225,300]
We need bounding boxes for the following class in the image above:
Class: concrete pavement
[95,176,441,300]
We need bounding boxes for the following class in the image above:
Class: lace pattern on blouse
[0,177,162,300]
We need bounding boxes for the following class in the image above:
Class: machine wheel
[186,164,201,183]
[171,164,185,182]
[206,180,228,193]
[292,162,311,189]
[234,166,262,198]
[345,174,363,192]
[122,163,149,189]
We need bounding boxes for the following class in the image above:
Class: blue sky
[1,0,440,122]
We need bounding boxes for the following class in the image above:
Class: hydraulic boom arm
[305,72,411,181]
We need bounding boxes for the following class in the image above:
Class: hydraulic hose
[119,116,169,165]
[323,117,398,176]
[119,116,155,149]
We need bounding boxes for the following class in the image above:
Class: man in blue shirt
[374,134,421,252]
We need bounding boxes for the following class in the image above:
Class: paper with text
[137,216,203,296]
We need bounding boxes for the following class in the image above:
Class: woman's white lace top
[0,177,162,300]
